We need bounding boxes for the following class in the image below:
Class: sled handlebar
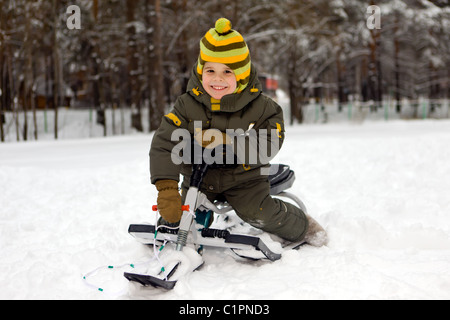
[152,205,190,212]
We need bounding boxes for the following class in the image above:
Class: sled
[124,163,308,290]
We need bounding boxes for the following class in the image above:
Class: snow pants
[181,167,308,242]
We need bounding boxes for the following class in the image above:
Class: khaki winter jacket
[150,64,285,185]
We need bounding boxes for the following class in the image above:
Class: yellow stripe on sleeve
[165,113,182,127]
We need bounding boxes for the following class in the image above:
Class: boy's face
[202,62,237,100]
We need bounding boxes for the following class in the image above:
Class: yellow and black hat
[197,18,251,93]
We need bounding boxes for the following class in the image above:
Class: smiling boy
[149,18,327,246]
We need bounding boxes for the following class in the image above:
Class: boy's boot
[304,214,328,247]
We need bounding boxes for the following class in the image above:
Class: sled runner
[124,163,308,290]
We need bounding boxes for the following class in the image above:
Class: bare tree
[0,2,5,142]
[151,0,166,130]
[52,0,60,139]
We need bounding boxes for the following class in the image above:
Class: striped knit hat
[197,18,251,94]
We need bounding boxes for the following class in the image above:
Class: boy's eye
[204,68,233,75]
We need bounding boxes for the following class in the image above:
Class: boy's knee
[232,197,308,242]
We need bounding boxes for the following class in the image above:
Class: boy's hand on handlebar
[194,129,232,149]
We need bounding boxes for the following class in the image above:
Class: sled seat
[268,164,295,195]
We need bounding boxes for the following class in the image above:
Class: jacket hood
[186,63,263,113]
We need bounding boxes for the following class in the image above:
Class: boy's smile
[202,62,237,100]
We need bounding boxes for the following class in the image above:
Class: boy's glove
[155,180,182,224]
[194,129,232,149]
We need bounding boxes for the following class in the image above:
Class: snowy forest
[0,0,449,142]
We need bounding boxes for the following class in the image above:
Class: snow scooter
[124,162,308,290]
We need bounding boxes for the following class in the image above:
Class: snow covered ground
[1,119,450,300]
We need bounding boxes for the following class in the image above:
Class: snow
[1,119,450,300]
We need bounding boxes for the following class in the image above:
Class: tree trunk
[394,14,401,113]
[336,49,345,112]
[6,41,19,141]
[368,28,382,112]
[149,0,166,131]
[0,4,5,142]
[376,35,382,110]
[288,80,303,125]
[52,0,59,139]
[144,0,153,132]
[127,0,143,132]
[172,0,189,95]
[24,6,36,141]
[287,43,303,124]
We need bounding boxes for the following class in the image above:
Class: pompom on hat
[197,18,251,94]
